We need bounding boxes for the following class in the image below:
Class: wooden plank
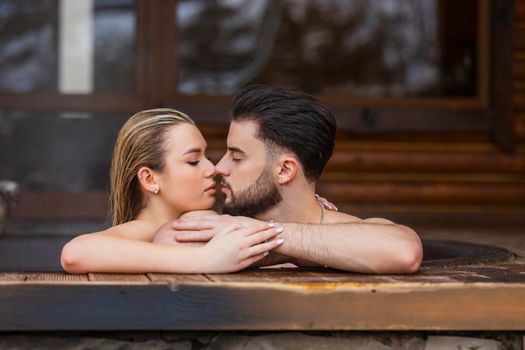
[514,114,525,141]
[207,268,393,284]
[514,57,525,79]
[332,140,506,152]
[88,273,150,283]
[326,150,525,173]
[515,23,525,51]
[24,273,88,283]
[10,191,108,221]
[147,273,211,283]
[491,0,516,151]
[0,92,142,113]
[317,182,525,204]
[0,273,27,283]
[321,172,525,183]
[0,281,524,330]
[517,0,525,19]
[515,91,525,111]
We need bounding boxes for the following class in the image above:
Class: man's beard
[222,167,282,217]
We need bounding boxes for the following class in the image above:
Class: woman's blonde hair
[110,108,195,225]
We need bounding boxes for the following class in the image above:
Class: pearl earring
[153,186,159,194]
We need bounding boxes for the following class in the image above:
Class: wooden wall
[9,2,525,230]
[312,0,525,228]
[209,1,524,229]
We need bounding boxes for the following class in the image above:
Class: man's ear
[137,167,160,194]
[276,155,299,185]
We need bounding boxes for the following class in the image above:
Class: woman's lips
[204,183,216,194]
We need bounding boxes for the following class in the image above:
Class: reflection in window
[0,111,129,192]
[0,1,58,92]
[0,0,136,94]
[177,0,478,97]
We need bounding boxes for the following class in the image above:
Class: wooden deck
[1,236,525,331]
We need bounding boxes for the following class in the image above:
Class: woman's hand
[200,222,285,273]
[315,194,338,211]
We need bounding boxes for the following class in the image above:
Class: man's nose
[214,155,230,176]
[204,158,215,178]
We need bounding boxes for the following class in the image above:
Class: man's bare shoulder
[325,210,396,225]
[324,210,362,223]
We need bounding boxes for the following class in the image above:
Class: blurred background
[0,0,523,265]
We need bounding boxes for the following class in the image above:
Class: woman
[61,108,285,274]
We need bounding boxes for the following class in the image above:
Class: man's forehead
[227,120,263,149]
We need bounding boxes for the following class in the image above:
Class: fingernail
[275,227,284,234]
[276,238,285,245]
[264,251,270,256]
[243,223,250,227]
[268,220,276,228]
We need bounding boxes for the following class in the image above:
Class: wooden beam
[0,280,524,330]
[492,0,516,151]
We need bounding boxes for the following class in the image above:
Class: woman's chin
[200,197,216,209]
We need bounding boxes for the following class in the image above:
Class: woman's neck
[136,200,182,228]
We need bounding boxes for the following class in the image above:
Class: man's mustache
[216,176,231,190]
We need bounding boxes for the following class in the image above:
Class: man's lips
[219,181,231,194]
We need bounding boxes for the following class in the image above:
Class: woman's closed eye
[188,160,200,166]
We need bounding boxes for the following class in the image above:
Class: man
[156,85,423,274]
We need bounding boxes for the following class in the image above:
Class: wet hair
[110,108,194,225]
[231,85,336,181]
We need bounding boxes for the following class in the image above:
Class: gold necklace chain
[319,203,325,224]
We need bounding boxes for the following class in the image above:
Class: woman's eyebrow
[183,147,202,155]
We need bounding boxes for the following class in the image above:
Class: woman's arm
[61,220,285,274]
[61,232,207,273]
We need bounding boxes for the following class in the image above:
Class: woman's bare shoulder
[103,220,158,241]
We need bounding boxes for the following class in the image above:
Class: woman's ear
[276,155,299,185]
[137,167,160,194]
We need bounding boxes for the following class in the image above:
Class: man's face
[215,120,282,217]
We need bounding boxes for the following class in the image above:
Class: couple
[61,85,423,274]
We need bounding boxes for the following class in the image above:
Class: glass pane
[0,0,136,94]
[177,0,478,97]
[0,1,58,92]
[0,110,129,192]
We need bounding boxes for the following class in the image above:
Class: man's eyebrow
[228,146,245,153]
[183,147,202,155]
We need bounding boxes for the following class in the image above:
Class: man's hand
[152,220,204,247]
[173,215,260,242]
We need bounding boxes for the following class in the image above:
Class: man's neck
[255,186,322,224]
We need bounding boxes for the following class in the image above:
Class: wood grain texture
[0,238,523,331]
[0,280,524,330]
[147,273,211,283]
[88,273,150,283]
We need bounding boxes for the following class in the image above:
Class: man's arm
[275,218,422,274]
[171,214,423,274]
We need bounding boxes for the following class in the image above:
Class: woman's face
[155,123,216,213]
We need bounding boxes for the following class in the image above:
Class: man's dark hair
[231,84,336,181]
